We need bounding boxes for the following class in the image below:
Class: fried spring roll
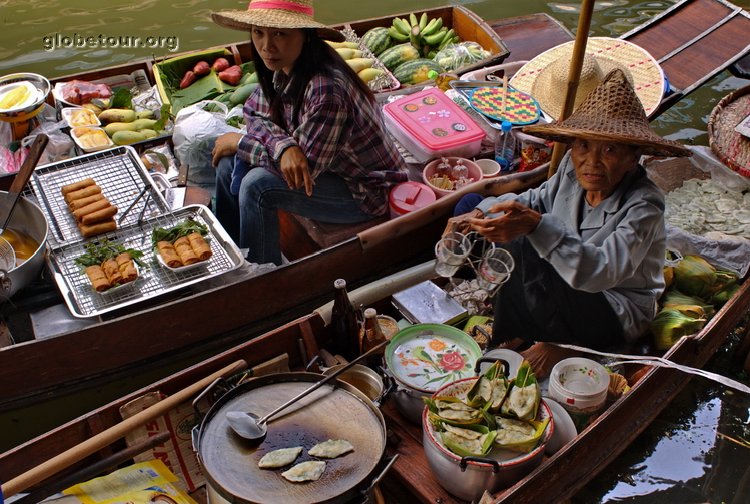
[65,184,101,204]
[84,265,110,292]
[115,252,137,283]
[68,193,105,211]
[61,178,95,196]
[81,204,118,225]
[173,236,199,265]
[157,241,182,268]
[78,219,117,238]
[72,199,111,221]
[101,258,123,286]
[187,232,212,261]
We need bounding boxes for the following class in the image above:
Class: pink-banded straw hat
[212,0,345,42]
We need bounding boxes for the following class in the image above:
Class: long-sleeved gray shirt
[476,151,666,342]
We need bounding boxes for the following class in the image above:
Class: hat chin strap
[248,1,314,15]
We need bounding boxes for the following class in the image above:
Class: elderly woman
[448,69,691,376]
[210,0,406,265]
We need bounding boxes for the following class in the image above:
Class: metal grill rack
[48,205,244,318]
[28,147,244,318]
[30,146,169,247]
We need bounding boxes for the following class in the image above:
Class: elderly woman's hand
[443,209,483,236]
[468,200,541,243]
[280,145,314,196]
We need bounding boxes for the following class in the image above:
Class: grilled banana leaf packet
[466,360,510,412]
[424,396,485,426]
[439,422,497,458]
[501,360,540,421]
[493,416,549,453]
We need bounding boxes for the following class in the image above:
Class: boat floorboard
[488,13,574,64]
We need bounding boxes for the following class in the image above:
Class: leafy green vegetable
[110,88,133,109]
[152,103,172,133]
[151,219,208,248]
[74,239,145,268]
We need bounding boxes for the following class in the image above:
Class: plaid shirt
[237,68,407,215]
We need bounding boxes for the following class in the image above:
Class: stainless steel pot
[0,193,48,300]
[193,372,387,504]
[322,363,385,404]
[421,378,554,502]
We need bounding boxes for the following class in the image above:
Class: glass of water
[477,247,514,291]
[434,232,472,278]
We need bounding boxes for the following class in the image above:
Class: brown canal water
[1,0,750,501]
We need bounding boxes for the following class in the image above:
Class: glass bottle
[361,307,387,367]
[330,278,360,361]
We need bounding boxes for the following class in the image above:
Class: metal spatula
[0,134,48,235]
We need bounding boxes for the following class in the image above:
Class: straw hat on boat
[510,37,665,119]
[212,0,345,42]
[523,68,691,157]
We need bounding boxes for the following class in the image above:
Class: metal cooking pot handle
[460,456,501,473]
[474,357,510,377]
[0,269,11,295]
[373,370,396,408]
[191,376,226,419]
[360,454,400,503]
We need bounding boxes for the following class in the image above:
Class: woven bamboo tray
[708,84,750,178]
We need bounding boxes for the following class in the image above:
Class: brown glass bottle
[330,278,360,361]
[361,308,387,367]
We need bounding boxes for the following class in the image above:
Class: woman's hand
[280,145,313,196]
[467,200,541,243]
[443,209,483,236]
[211,132,243,167]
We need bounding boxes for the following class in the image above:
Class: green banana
[422,17,443,36]
[392,17,411,35]
[424,27,448,46]
[437,28,456,50]
[421,17,439,36]
[388,26,410,42]
[409,12,418,27]
[452,35,460,43]
[418,12,429,31]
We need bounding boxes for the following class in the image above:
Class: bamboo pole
[547,0,596,178]
[1,359,248,499]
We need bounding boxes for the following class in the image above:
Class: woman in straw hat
[447,69,690,377]
[210,0,407,265]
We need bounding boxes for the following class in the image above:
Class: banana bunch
[388,12,461,59]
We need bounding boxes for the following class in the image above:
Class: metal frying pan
[194,372,387,504]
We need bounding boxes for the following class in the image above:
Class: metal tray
[46,205,245,318]
[29,146,169,248]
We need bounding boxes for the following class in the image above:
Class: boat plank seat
[279,211,388,261]
[622,0,750,117]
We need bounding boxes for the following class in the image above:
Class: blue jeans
[215,155,373,265]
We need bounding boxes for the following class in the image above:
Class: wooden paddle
[1,359,248,499]
[548,0,596,178]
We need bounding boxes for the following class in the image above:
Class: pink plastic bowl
[422,157,483,198]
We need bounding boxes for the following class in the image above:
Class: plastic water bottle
[494,120,516,172]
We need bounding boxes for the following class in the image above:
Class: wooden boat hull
[1,261,747,503]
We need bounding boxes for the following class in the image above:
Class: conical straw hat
[523,69,691,157]
[510,37,665,118]
[212,0,344,42]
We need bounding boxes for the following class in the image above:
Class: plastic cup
[434,232,472,278]
[477,247,514,291]
[474,158,501,177]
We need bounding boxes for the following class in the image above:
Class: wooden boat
[0,5,562,413]
[1,249,747,504]
[2,0,749,420]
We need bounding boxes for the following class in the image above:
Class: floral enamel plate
[385,323,482,394]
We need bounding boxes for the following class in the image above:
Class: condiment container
[383,88,485,163]
[388,181,436,218]
[548,357,609,431]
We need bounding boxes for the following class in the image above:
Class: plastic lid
[501,120,512,132]
[389,181,436,215]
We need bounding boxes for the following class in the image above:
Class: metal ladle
[226,339,389,443]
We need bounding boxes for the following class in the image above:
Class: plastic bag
[434,42,491,72]
[21,106,76,165]
[172,100,244,165]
